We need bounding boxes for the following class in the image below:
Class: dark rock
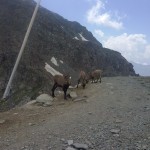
[72,143,88,150]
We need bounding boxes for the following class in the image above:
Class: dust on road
[0,77,150,150]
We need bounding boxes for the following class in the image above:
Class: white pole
[3,0,41,99]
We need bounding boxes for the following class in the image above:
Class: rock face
[0,0,136,104]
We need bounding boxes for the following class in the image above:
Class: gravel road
[0,76,150,150]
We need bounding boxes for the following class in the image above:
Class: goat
[77,70,87,89]
[85,73,90,84]
[51,74,71,99]
[90,69,102,83]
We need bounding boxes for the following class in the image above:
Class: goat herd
[51,69,102,99]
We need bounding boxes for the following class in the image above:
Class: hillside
[0,0,136,105]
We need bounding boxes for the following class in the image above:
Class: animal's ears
[63,73,71,79]
[63,74,69,77]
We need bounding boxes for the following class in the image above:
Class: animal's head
[63,74,71,85]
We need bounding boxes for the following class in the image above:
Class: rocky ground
[0,76,150,150]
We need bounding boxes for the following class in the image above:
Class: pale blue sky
[39,0,150,65]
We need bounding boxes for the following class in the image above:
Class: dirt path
[0,77,150,150]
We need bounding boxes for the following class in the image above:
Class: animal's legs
[77,79,80,88]
[51,83,57,97]
[63,85,68,100]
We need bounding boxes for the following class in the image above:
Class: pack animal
[51,74,71,99]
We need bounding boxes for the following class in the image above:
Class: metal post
[2,0,41,99]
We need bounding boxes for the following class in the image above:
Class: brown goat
[77,70,87,89]
[51,74,71,99]
[90,69,102,83]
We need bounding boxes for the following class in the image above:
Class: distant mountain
[131,62,150,76]
[0,0,137,104]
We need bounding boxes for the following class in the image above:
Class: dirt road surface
[0,77,150,150]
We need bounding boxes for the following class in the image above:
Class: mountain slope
[0,0,136,104]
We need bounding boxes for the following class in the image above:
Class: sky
[39,0,150,66]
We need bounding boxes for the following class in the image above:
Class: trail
[0,77,150,150]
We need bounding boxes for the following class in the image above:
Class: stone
[88,112,92,115]
[13,113,18,115]
[61,138,65,142]
[113,134,120,137]
[69,91,77,98]
[0,120,5,124]
[28,123,35,126]
[110,129,120,134]
[66,147,76,150]
[67,140,73,145]
[115,119,122,123]
[73,97,87,102]
[142,145,147,149]
[36,94,53,103]
[69,85,76,89]
[72,143,88,150]
[43,102,53,107]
